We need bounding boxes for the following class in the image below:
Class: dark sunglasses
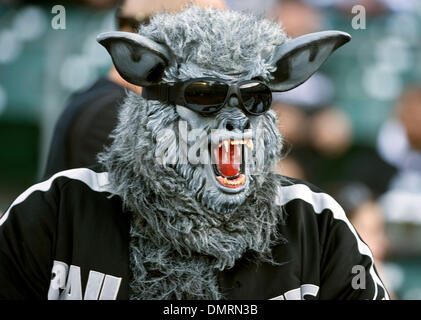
[142,78,273,115]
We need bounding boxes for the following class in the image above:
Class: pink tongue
[217,143,241,177]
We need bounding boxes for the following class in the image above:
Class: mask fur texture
[99,7,288,300]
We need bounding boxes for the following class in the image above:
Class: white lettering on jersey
[270,284,320,300]
[47,260,122,300]
[84,270,105,300]
[47,260,68,299]
[99,275,122,300]
[61,265,83,300]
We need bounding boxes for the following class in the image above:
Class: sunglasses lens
[184,81,229,113]
[239,82,272,115]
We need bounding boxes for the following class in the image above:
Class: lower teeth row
[218,175,245,186]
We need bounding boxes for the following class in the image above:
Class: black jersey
[0,167,389,300]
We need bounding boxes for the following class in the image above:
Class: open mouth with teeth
[211,138,254,189]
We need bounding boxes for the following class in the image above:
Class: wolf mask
[97,6,350,299]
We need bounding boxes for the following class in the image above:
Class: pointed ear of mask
[97,31,171,86]
[269,31,351,92]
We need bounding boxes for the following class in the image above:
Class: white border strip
[0,168,111,226]
[277,183,390,300]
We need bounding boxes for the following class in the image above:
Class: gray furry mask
[97,7,350,299]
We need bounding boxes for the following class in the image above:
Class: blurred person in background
[273,101,354,187]
[378,85,421,225]
[270,0,322,37]
[273,101,308,181]
[274,99,397,197]
[43,0,227,179]
[336,182,388,267]
[308,106,353,157]
[377,85,421,175]
[335,181,396,298]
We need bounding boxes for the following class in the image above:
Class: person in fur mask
[0,6,389,300]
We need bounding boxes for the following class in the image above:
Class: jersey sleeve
[0,181,58,299]
[319,204,390,300]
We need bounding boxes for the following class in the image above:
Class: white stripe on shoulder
[276,183,390,300]
[0,168,111,226]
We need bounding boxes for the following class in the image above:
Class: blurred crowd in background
[0,0,421,299]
